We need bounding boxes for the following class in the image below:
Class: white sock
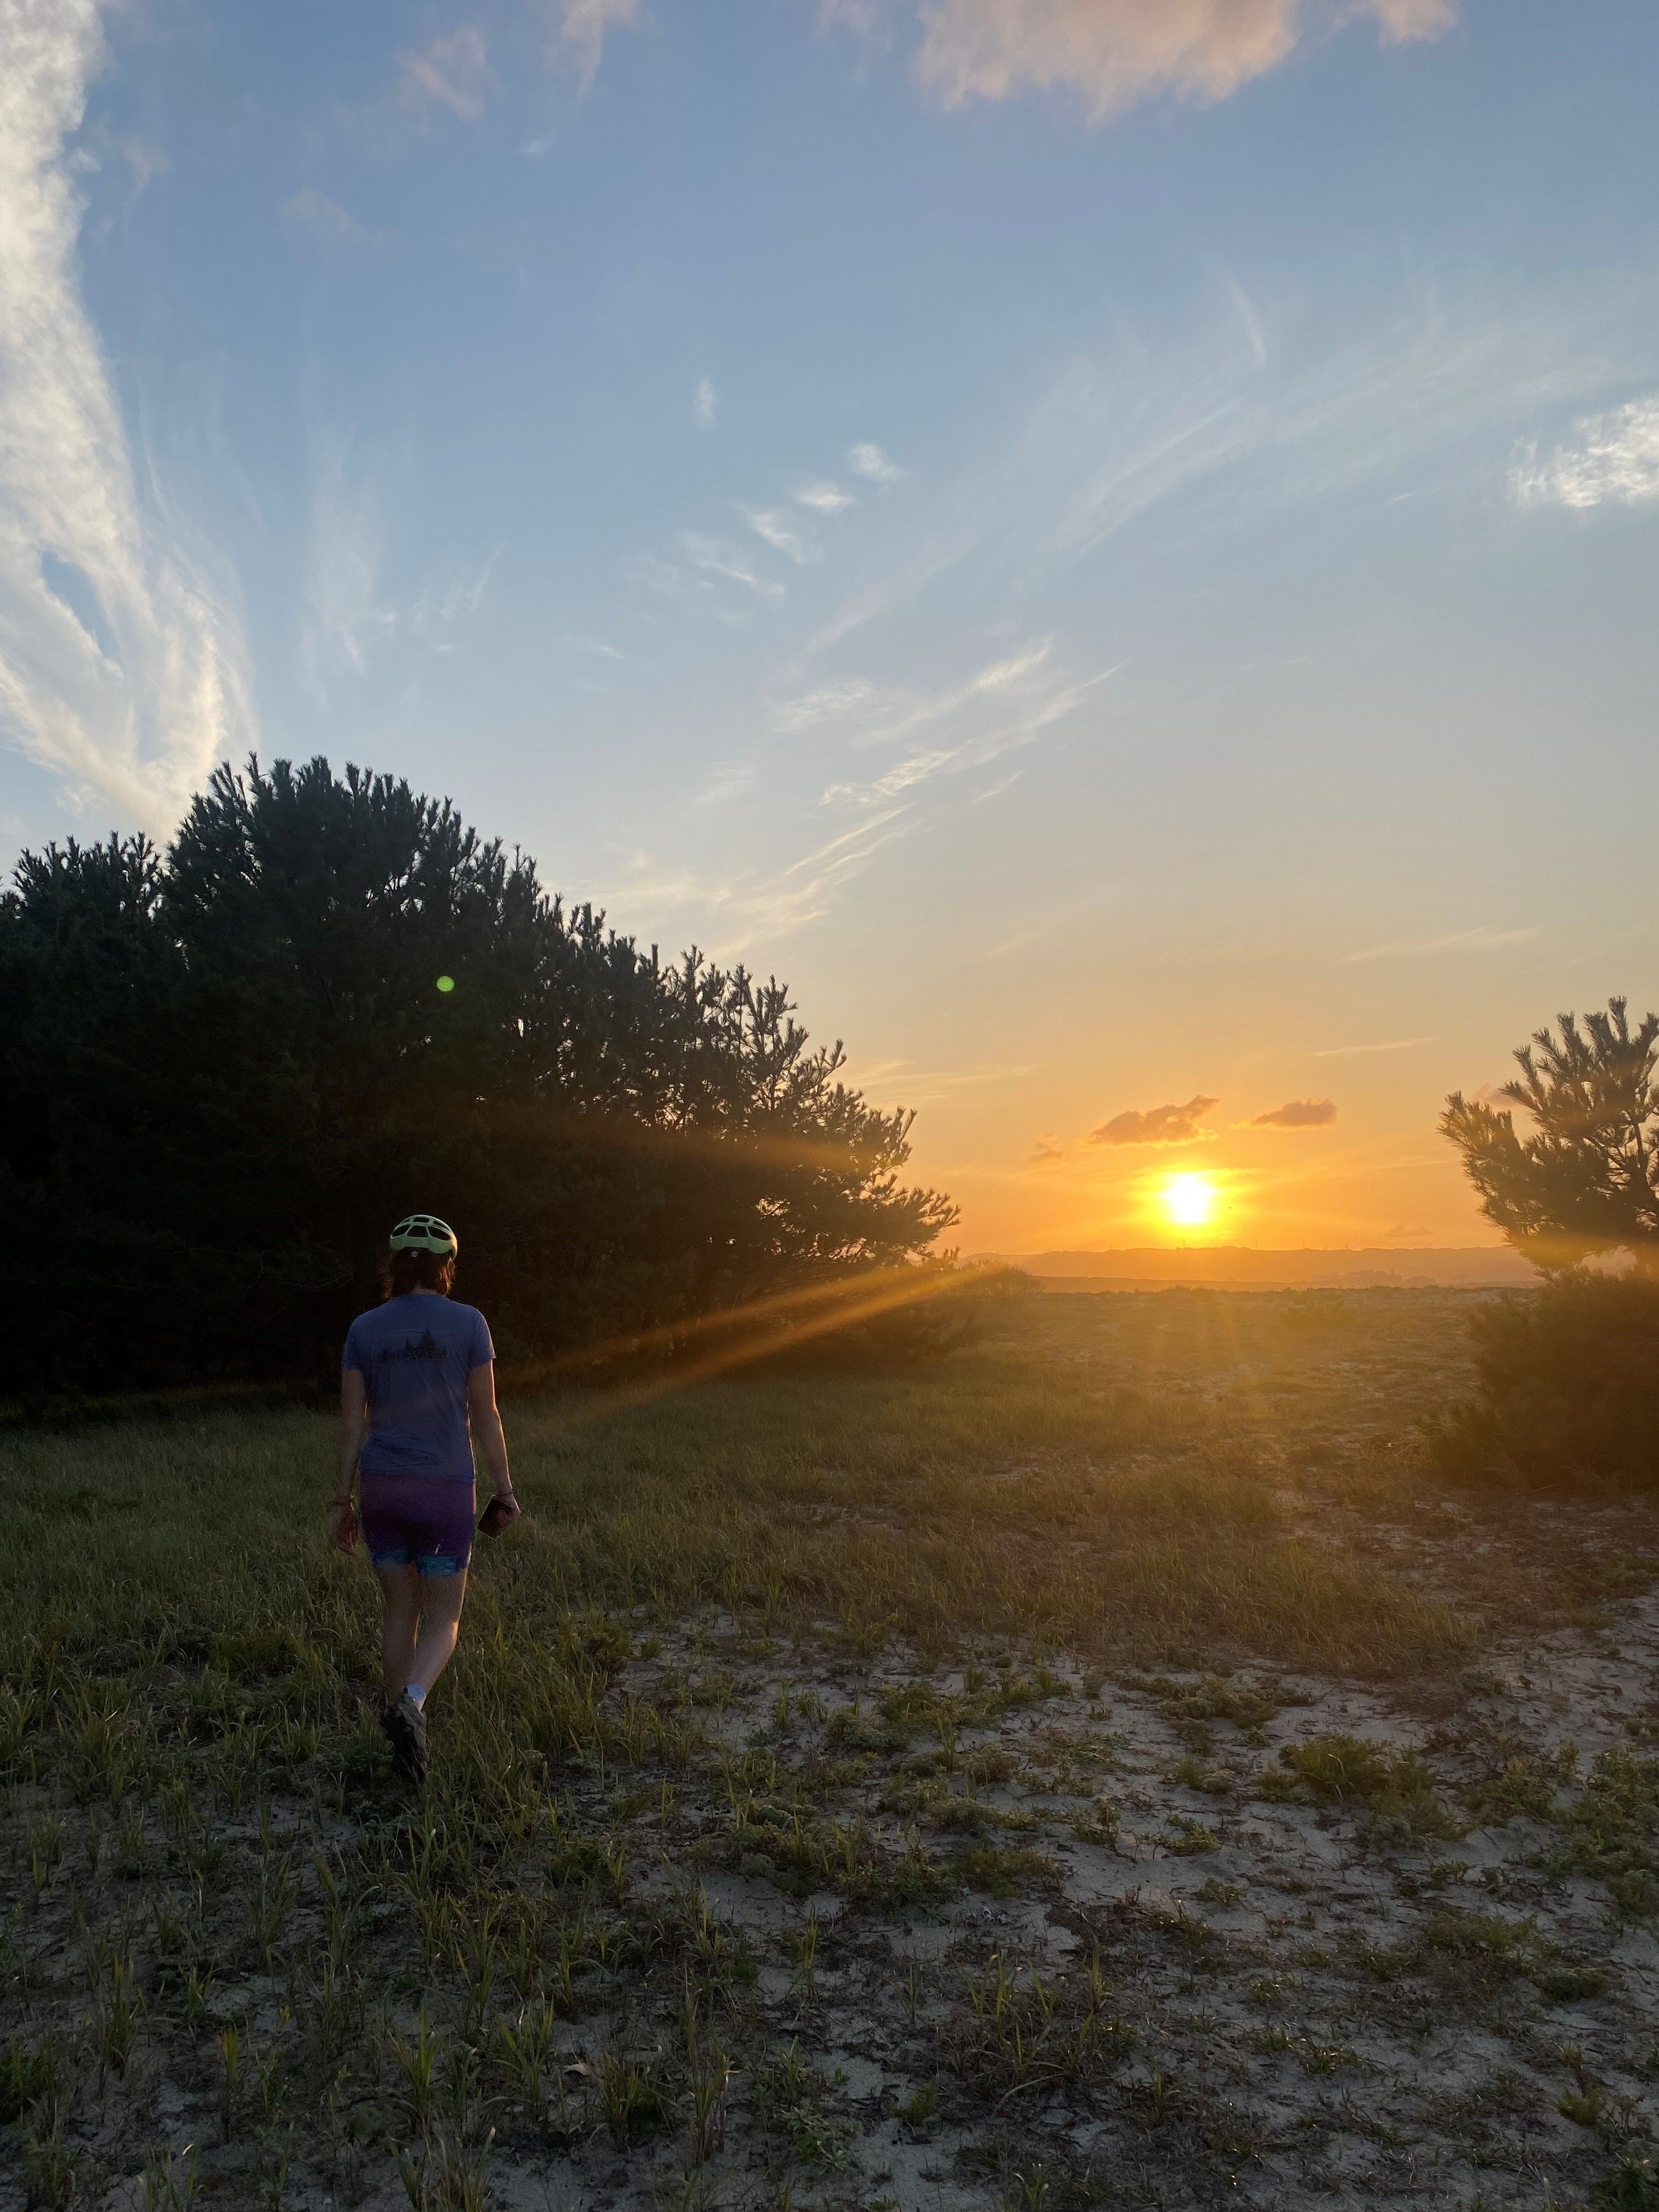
[404,1684,427,1710]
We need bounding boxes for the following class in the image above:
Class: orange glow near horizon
[1161,1172,1218,1230]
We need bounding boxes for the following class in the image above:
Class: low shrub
[1428,1274,1659,1488]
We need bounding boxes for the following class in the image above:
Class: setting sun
[1161,1172,1218,1229]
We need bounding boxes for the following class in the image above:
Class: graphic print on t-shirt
[372,1328,448,1431]
[342,1295,495,1480]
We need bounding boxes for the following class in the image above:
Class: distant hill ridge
[974,1245,1536,1289]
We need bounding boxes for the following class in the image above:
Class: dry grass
[2,1290,1503,1680]
[4,1288,1659,2211]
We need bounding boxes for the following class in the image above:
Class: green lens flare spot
[436,975,455,994]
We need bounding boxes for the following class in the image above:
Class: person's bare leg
[405,1569,468,1700]
[375,1562,421,1702]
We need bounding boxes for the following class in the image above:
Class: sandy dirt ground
[37,1588,1659,2212]
[438,1594,1659,2211]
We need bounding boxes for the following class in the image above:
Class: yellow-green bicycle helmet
[389,1214,459,1257]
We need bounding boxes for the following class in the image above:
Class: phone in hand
[478,1495,517,1538]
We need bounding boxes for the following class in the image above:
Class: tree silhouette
[1441,997,1659,1274]
[0,757,956,1390]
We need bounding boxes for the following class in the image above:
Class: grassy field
[6,1289,1659,2212]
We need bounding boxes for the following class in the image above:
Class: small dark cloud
[1088,1094,1218,1148]
[1249,1098,1338,1130]
[1028,1137,1066,1169]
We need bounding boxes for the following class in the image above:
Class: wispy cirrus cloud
[818,0,896,54]
[787,639,1053,754]
[819,660,1113,806]
[598,804,913,950]
[821,748,955,806]
[303,442,395,682]
[1338,924,1538,964]
[396,27,493,120]
[804,291,1588,679]
[698,640,1105,820]
[680,533,786,600]
[610,641,1105,941]
[0,0,254,828]
[560,630,624,662]
[656,448,866,614]
[831,1052,1037,1107]
[693,758,759,808]
[692,377,717,428]
[391,8,639,130]
[795,480,853,513]
[806,636,1118,772]
[543,0,640,90]
[283,187,382,250]
[805,522,981,656]
[410,549,500,643]
[859,0,1457,121]
[742,506,821,565]
[1032,299,1582,574]
[651,433,907,641]
[773,680,876,735]
[974,769,1023,803]
[1311,1035,1435,1058]
[305,458,499,679]
[848,440,904,482]
[1511,394,1659,510]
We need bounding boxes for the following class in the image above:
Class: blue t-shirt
[342,1294,495,1481]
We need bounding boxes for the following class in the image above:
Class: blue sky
[4,0,1657,1251]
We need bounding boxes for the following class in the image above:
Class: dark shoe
[381,1692,428,1787]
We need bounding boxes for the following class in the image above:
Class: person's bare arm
[334,1368,367,1553]
[467,1362,518,1519]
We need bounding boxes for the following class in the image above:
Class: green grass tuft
[1276,1732,1463,1839]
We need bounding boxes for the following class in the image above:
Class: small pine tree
[1441,997,1659,1274]
[1438,998,1659,1486]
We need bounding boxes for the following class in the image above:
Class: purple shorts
[360,1473,476,1578]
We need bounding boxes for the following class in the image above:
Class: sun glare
[1161,1172,1217,1230]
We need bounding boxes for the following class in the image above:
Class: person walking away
[331,1214,518,1784]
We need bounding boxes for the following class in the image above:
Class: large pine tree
[0,757,955,1390]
